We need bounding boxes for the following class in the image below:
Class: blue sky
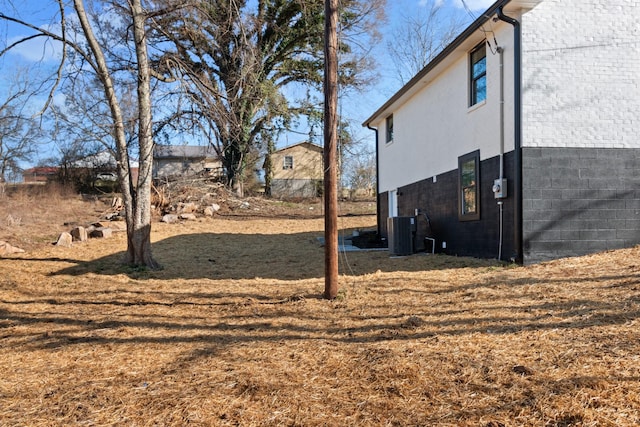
[0,0,496,167]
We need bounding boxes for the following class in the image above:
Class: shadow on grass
[42,231,492,280]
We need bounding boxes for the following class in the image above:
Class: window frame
[458,150,480,221]
[469,42,487,107]
[385,114,394,143]
[283,155,293,170]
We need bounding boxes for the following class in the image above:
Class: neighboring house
[71,150,139,185]
[153,145,222,179]
[269,142,323,198]
[363,0,640,264]
[72,150,118,170]
[22,167,59,183]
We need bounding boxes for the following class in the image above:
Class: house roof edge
[275,141,323,152]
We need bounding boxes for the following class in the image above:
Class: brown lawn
[1,187,639,426]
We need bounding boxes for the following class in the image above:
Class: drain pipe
[367,124,381,237]
[497,6,523,264]
[497,45,505,261]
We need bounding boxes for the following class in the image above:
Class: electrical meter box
[493,178,507,199]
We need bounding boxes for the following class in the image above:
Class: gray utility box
[387,216,416,256]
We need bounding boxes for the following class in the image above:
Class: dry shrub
[0,183,111,250]
[0,211,639,426]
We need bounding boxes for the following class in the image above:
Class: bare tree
[0,76,42,183]
[148,0,386,196]
[387,0,466,85]
[343,145,376,198]
[1,0,160,268]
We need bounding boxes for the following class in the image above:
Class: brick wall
[522,0,640,149]
[382,153,516,260]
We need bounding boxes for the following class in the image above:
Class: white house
[363,0,640,263]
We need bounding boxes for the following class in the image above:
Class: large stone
[0,241,25,255]
[177,202,197,214]
[179,213,197,221]
[89,228,113,238]
[55,232,73,247]
[204,204,221,217]
[161,214,179,224]
[70,226,88,242]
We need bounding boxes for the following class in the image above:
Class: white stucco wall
[375,23,517,193]
[521,0,640,148]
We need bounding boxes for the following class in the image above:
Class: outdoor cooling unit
[387,216,416,256]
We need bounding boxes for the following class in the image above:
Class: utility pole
[323,0,339,299]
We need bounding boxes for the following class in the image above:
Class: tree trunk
[264,138,274,197]
[74,0,159,269]
[126,223,157,267]
[324,0,339,299]
[126,0,160,269]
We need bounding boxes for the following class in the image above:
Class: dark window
[470,42,487,106]
[283,155,293,169]
[386,114,394,143]
[458,150,480,221]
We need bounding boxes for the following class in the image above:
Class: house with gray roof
[153,145,222,180]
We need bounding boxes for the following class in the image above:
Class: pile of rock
[160,202,221,223]
[55,221,126,247]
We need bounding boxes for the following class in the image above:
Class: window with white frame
[470,42,487,106]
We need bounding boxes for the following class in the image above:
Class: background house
[153,145,222,180]
[69,150,139,190]
[22,167,59,184]
[364,0,640,264]
[269,142,323,198]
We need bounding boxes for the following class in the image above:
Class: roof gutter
[496,6,523,264]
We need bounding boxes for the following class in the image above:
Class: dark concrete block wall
[380,153,515,260]
[377,147,640,263]
[523,147,640,264]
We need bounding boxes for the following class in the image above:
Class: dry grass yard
[1,186,639,426]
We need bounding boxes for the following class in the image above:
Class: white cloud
[7,34,63,63]
[419,0,446,6]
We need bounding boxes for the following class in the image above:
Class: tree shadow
[42,231,491,280]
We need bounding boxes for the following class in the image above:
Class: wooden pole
[323,0,339,299]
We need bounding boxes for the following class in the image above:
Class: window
[470,42,487,106]
[458,150,480,221]
[283,155,293,169]
[386,114,394,143]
